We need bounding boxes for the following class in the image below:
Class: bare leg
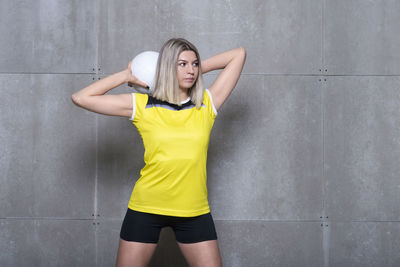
[177,240,222,267]
[115,239,158,267]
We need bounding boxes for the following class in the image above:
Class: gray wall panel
[216,221,324,267]
[156,0,322,75]
[0,1,96,73]
[0,219,95,267]
[0,74,96,218]
[97,0,165,75]
[97,114,143,217]
[96,220,120,266]
[329,222,400,267]
[325,0,400,75]
[99,0,322,75]
[325,77,400,221]
[96,86,145,218]
[207,75,323,220]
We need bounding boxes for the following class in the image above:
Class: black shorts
[120,209,218,244]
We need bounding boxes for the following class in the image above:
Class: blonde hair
[152,38,204,108]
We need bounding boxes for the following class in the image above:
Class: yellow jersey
[128,89,218,217]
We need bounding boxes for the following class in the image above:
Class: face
[176,50,199,90]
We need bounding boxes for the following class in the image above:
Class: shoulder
[134,93,149,103]
[133,93,150,110]
[130,93,149,121]
[203,89,218,117]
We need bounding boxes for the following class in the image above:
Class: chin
[179,84,194,90]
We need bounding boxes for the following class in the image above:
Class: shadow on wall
[96,116,144,182]
[149,227,189,267]
[207,88,250,199]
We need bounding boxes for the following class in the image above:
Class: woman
[72,38,246,267]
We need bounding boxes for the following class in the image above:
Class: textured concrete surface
[0,1,96,73]
[1,0,400,266]
[325,77,400,221]
[95,220,121,266]
[325,0,400,75]
[98,0,322,75]
[0,219,95,266]
[216,220,324,267]
[206,75,323,221]
[94,85,145,218]
[97,0,164,75]
[329,222,400,267]
[0,74,96,218]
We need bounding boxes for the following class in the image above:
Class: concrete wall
[1,0,399,266]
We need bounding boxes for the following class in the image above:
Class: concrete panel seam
[325,220,400,223]
[314,74,400,77]
[323,218,330,267]
[0,72,96,75]
[322,0,326,71]
[94,72,400,77]
[96,72,400,77]
[212,219,325,222]
[320,76,326,224]
[94,1,99,265]
[0,217,94,221]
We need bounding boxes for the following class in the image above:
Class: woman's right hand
[126,62,149,89]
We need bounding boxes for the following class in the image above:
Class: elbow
[238,46,246,59]
[71,93,82,107]
[234,47,246,63]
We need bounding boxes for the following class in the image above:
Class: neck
[179,88,189,102]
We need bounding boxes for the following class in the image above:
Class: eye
[179,62,186,67]
[193,62,199,67]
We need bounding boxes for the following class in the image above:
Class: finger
[136,80,149,89]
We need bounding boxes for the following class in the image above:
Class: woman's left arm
[201,47,246,111]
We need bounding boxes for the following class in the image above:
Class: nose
[187,64,194,74]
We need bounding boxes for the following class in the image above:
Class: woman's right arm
[71,63,147,118]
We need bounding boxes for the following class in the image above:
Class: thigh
[172,213,218,244]
[117,209,168,266]
[120,209,165,243]
[116,239,157,267]
[177,240,222,267]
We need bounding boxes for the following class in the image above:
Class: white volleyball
[130,51,159,94]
